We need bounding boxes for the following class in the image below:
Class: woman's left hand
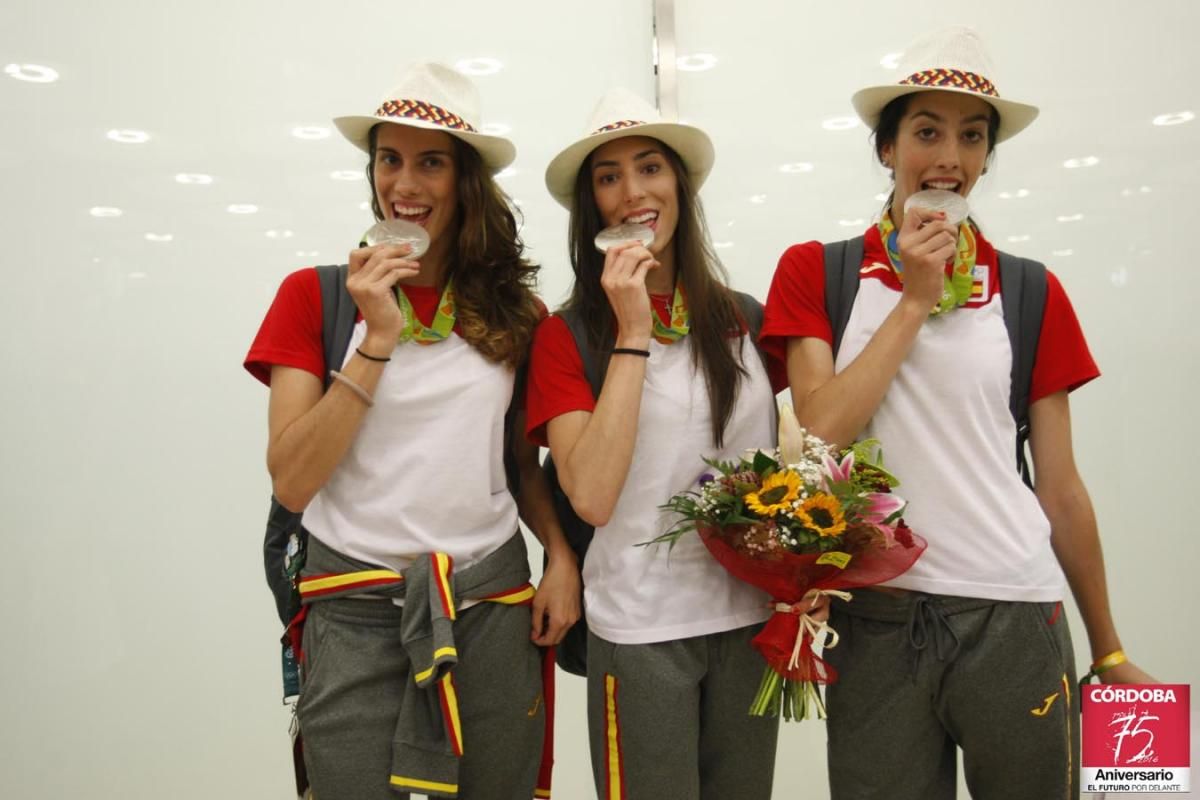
[530,554,582,646]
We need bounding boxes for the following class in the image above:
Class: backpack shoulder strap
[556,307,605,398]
[315,264,357,389]
[824,237,864,359]
[996,250,1048,488]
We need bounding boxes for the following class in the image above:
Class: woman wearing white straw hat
[526,88,786,799]
[762,26,1153,799]
[244,62,579,800]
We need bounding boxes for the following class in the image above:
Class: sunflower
[744,471,802,517]
[795,493,847,538]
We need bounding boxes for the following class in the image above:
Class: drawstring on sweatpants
[907,595,961,679]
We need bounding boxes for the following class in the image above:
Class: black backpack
[263,265,355,701]
[822,237,1047,487]
[544,291,770,676]
[262,265,523,699]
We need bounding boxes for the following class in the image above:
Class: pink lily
[859,492,907,547]
[821,450,855,491]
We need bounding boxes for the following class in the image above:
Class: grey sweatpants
[586,624,780,800]
[297,597,545,800]
[824,590,1080,800]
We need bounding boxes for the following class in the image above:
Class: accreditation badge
[1082,684,1191,793]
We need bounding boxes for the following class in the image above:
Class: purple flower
[697,472,716,486]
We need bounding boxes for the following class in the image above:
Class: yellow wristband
[1091,649,1128,676]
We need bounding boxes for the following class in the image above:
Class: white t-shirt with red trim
[760,226,1099,602]
[525,294,783,645]
[245,267,519,573]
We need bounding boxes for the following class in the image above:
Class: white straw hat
[851,26,1039,143]
[333,62,515,172]
[544,88,714,208]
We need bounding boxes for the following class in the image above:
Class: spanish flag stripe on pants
[438,673,464,757]
[433,553,456,621]
[604,674,626,800]
[1061,673,1072,797]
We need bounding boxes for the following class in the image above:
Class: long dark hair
[561,140,749,448]
[366,128,541,370]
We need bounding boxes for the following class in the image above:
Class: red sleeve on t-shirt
[525,314,596,447]
[760,241,830,365]
[1029,270,1100,403]
[244,268,325,386]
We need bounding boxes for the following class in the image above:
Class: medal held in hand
[593,222,654,253]
[360,219,431,258]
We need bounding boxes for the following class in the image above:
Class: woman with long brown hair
[526,88,785,800]
[244,63,579,800]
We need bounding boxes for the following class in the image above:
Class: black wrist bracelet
[355,346,391,363]
[611,347,651,358]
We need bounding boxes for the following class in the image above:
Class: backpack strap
[824,237,865,359]
[316,264,357,385]
[730,290,778,426]
[997,251,1048,489]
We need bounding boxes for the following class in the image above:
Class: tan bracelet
[329,370,374,407]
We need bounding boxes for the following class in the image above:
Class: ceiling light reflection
[839,219,865,227]
[1152,111,1194,127]
[1056,213,1084,223]
[330,170,362,181]
[292,126,331,140]
[175,173,213,185]
[1111,267,1129,287]
[144,233,174,242]
[1053,249,1074,257]
[455,58,503,76]
[480,122,511,136]
[1007,235,1031,243]
[880,53,903,70]
[677,53,718,72]
[90,207,123,218]
[1062,156,1099,169]
[266,230,294,239]
[822,116,859,131]
[749,194,768,205]
[998,189,1030,200]
[713,241,734,249]
[107,129,150,144]
[227,204,259,214]
[5,63,59,83]
[779,162,814,174]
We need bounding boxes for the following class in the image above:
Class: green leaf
[752,449,777,475]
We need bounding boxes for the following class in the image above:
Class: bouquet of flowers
[647,407,926,720]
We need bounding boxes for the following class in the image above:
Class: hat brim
[851,85,1039,144]
[544,122,715,209]
[332,114,516,173]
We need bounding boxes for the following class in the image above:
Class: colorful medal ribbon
[878,210,978,316]
[652,283,691,344]
[396,280,457,345]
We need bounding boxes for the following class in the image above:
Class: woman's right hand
[346,243,420,345]
[599,240,660,347]
[896,207,957,312]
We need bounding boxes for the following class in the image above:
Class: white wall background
[0,1,1196,797]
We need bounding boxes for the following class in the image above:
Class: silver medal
[362,219,431,258]
[903,190,970,227]
[593,223,655,253]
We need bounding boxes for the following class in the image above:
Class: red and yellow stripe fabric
[434,552,456,621]
[298,568,402,599]
[603,673,627,800]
